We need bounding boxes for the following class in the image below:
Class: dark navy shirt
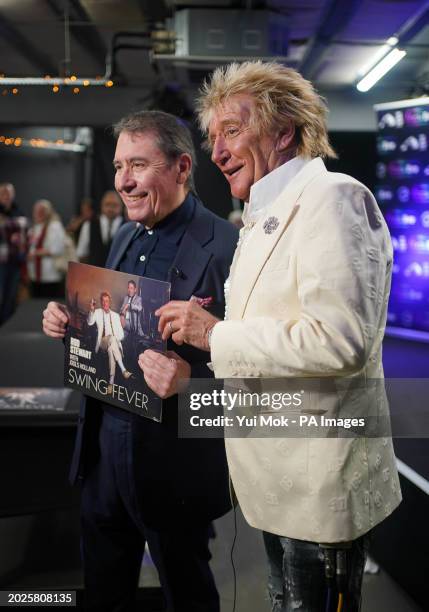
[103,193,195,421]
[118,193,196,282]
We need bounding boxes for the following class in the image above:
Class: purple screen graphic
[377,100,429,334]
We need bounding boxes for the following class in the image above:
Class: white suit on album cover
[87,306,127,385]
[88,307,124,353]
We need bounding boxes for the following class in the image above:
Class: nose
[115,168,136,192]
[211,134,230,166]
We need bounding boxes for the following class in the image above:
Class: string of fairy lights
[0,74,114,96]
[0,72,113,151]
[0,134,86,153]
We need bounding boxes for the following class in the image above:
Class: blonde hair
[100,291,112,303]
[197,61,336,159]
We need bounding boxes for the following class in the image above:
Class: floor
[9,506,422,611]
[209,508,423,612]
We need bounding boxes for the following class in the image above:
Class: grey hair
[34,198,60,222]
[113,110,197,192]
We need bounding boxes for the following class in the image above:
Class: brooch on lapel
[263,216,279,234]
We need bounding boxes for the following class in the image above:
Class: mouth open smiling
[224,165,244,179]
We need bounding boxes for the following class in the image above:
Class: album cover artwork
[64,262,171,422]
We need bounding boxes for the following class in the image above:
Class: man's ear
[176,153,192,185]
[276,123,295,153]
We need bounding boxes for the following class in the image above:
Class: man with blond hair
[157,61,401,611]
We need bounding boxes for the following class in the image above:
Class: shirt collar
[135,191,196,244]
[242,156,311,226]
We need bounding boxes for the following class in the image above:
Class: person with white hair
[157,61,401,612]
[27,198,66,297]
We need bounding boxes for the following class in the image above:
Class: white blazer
[88,308,124,353]
[211,158,402,543]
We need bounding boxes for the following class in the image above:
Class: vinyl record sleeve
[64,262,170,422]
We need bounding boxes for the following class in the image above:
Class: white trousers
[100,335,123,378]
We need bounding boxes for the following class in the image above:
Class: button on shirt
[119,193,196,281]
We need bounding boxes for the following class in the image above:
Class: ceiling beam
[397,2,429,45]
[45,0,107,72]
[0,12,58,76]
[136,0,171,24]
[299,0,363,79]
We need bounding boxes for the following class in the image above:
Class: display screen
[375,97,429,337]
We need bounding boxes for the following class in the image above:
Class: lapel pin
[263,216,279,234]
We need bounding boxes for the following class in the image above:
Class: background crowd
[0,180,243,326]
[0,183,129,324]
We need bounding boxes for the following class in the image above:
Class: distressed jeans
[263,531,369,612]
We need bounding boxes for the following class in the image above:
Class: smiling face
[101,294,111,313]
[114,131,191,227]
[208,94,294,202]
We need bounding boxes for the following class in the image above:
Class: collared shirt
[242,155,310,227]
[76,214,123,260]
[223,156,311,321]
[118,193,195,281]
[102,311,114,337]
[103,193,195,421]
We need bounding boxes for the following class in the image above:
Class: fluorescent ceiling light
[357,48,406,92]
[357,36,398,77]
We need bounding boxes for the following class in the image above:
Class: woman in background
[27,199,66,298]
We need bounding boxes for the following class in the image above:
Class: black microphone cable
[321,543,350,612]
[321,545,336,612]
[336,548,348,612]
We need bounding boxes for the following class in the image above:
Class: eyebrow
[113,156,147,167]
[209,117,241,132]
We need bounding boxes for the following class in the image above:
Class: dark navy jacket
[69,197,238,528]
